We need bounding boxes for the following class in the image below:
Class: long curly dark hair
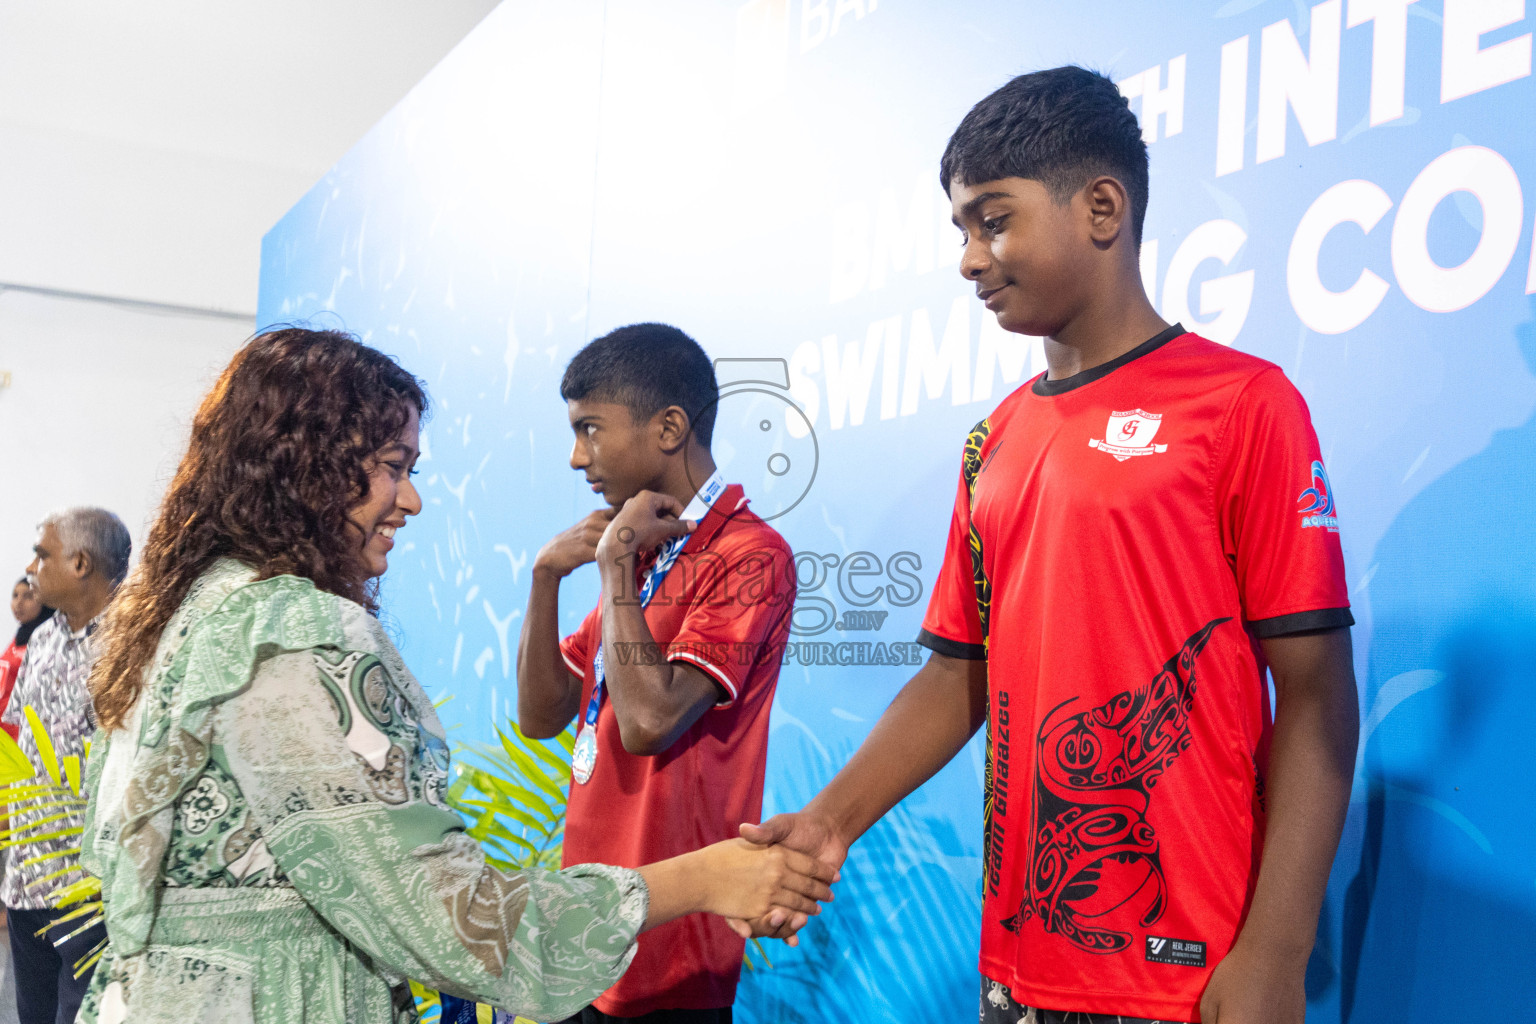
[91,328,427,730]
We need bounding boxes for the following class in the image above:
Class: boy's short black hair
[561,323,719,448]
[940,65,1150,244]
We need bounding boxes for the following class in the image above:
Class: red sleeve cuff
[667,650,740,708]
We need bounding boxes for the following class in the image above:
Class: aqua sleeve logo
[1297,460,1340,531]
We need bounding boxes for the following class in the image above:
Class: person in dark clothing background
[0,577,55,741]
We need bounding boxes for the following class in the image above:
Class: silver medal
[569,473,723,788]
[572,724,598,784]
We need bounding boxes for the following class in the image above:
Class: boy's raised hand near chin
[533,508,616,579]
[599,490,695,560]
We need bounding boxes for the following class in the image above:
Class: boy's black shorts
[980,979,1191,1024]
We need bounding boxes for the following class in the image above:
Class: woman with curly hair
[79,329,830,1024]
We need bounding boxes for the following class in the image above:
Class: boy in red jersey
[518,323,802,1023]
[737,67,1358,1024]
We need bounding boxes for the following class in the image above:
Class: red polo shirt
[559,484,795,1015]
[0,639,24,741]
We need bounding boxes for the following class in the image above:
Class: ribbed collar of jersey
[1031,322,1187,397]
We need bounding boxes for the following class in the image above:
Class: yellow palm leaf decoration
[21,706,62,787]
[0,726,32,782]
[0,707,104,978]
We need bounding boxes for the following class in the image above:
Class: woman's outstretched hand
[636,838,836,936]
[699,837,836,923]
[724,812,849,945]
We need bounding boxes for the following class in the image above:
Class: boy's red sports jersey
[559,484,794,1016]
[919,327,1351,1022]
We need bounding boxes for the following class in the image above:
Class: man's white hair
[39,507,132,588]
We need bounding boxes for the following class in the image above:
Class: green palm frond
[419,710,773,1019]
[446,720,571,873]
[0,708,104,977]
[412,715,574,1018]
[743,937,774,972]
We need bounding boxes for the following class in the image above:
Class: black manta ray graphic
[1002,618,1230,953]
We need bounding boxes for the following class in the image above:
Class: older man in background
[4,508,130,1024]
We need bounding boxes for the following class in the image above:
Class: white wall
[0,0,501,312]
[0,0,499,597]
[0,289,250,582]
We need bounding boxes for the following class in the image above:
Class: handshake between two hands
[704,811,849,947]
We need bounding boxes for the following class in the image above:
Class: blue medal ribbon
[572,472,726,784]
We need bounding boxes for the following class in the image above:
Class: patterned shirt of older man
[2,608,100,909]
[6,505,130,1024]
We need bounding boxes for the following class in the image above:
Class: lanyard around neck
[585,470,726,728]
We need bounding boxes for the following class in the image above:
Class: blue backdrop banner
[258,2,1536,1019]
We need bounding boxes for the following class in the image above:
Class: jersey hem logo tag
[1145,935,1207,967]
[1297,460,1340,531]
[1089,409,1168,461]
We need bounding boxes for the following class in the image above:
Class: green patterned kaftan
[79,560,646,1023]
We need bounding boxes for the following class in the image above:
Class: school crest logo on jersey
[1089,409,1168,461]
